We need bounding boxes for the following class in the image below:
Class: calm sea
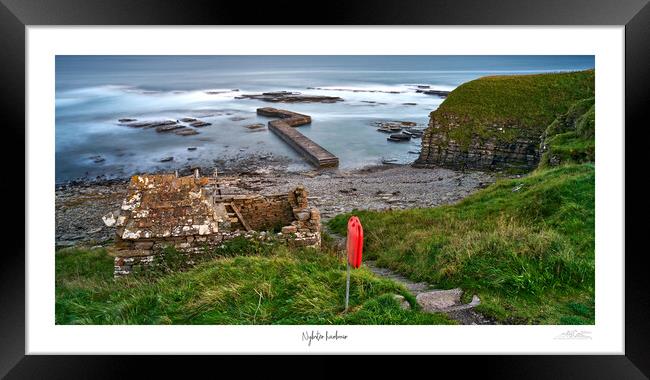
[55,55,594,183]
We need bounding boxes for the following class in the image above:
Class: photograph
[2,0,645,374]
[54,55,597,326]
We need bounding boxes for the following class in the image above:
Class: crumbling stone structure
[103,171,321,276]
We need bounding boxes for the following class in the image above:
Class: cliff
[414,70,595,171]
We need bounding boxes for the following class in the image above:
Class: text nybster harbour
[302,330,348,346]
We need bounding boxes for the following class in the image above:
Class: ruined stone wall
[112,232,228,276]
[107,175,322,277]
[113,222,321,276]
[113,230,252,276]
[282,186,321,248]
[232,194,294,232]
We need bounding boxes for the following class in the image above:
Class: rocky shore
[55,164,495,247]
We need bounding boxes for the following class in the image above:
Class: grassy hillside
[56,238,454,325]
[329,163,595,324]
[539,97,595,168]
[431,70,595,146]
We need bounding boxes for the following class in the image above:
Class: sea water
[55,55,594,183]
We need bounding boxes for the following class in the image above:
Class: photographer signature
[554,329,592,340]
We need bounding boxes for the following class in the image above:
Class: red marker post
[345,216,363,312]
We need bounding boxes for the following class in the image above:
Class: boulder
[416,288,463,312]
[388,133,411,142]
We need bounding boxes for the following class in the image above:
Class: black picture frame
[3,0,648,377]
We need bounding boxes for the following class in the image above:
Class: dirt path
[363,260,433,295]
[364,261,495,325]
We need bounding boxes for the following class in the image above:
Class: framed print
[3,0,649,377]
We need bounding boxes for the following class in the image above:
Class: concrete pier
[257,107,339,168]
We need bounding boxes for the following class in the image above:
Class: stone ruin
[102,170,321,276]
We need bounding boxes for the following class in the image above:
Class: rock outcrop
[415,89,449,97]
[117,117,211,137]
[415,114,542,171]
[236,91,342,103]
[414,70,595,172]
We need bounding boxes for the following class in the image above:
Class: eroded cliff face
[414,114,541,171]
[413,70,595,172]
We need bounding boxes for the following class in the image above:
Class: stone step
[415,288,481,313]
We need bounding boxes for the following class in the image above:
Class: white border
[27,26,624,354]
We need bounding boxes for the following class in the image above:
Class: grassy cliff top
[433,69,595,132]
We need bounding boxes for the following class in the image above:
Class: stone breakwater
[414,113,540,171]
[258,107,339,168]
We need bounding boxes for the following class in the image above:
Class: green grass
[430,70,595,148]
[539,97,595,168]
[329,163,595,324]
[55,240,454,325]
